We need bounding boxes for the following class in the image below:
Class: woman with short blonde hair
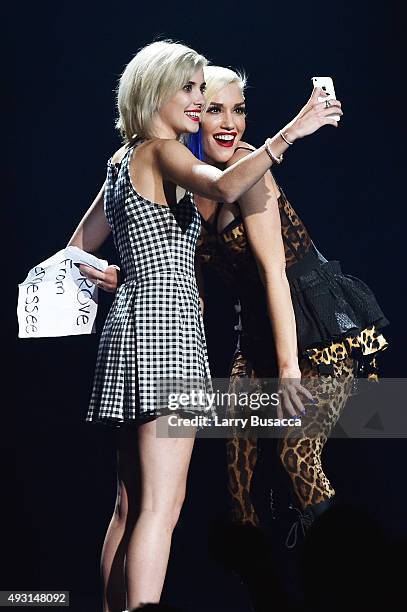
[202,65,247,108]
[116,40,207,141]
[193,66,388,556]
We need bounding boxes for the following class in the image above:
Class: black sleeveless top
[196,156,389,377]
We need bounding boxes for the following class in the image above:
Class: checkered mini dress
[86,143,212,427]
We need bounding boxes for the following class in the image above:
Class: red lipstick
[185,109,201,122]
[213,131,237,148]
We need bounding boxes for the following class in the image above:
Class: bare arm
[67,147,129,252]
[156,139,276,204]
[228,148,299,374]
[66,147,132,292]
[227,147,314,415]
[156,87,342,204]
[66,183,120,293]
[67,182,111,252]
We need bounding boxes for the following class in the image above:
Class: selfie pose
[68,40,334,611]
[192,66,389,541]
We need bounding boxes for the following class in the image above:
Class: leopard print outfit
[196,166,389,525]
[226,351,357,525]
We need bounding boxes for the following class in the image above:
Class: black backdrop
[5,1,406,610]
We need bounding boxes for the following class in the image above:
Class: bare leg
[102,427,140,612]
[125,416,196,609]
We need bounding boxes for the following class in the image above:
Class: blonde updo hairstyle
[203,65,247,109]
[116,40,207,143]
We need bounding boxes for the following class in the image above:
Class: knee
[163,488,187,531]
[144,488,187,533]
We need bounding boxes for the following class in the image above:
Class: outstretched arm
[156,87,342,204]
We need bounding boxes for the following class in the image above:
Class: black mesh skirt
[287,250,389,353]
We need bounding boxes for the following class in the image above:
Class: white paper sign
[17,246,109,338]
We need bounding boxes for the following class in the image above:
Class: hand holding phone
[281,79,343,140]
[312,76,341,122]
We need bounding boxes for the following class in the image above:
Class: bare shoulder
[111,139,171,166]
[152,139,200,177]
[235,140,256,152]
[225,141,256,168]
[111,145,130,164]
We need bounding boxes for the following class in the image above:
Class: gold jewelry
[264,138,283,165]
[280,131,294,146]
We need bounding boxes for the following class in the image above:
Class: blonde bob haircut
[203,65,247,109]
[116,40,207,142]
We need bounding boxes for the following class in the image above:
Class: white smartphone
[312,76,340,122]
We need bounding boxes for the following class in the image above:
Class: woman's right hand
[284,87,343,141]
[277,366,315,419]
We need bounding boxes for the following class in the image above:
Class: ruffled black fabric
[290,259,389,353]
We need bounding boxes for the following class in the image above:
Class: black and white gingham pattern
[86,145,212,426]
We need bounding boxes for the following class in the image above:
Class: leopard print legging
[226,351,356,526]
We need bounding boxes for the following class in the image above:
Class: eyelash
[207,107,246,115]
[183,84,206,93]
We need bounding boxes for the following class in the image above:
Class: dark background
[5,0,406,610]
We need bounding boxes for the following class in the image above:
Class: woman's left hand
[77,263,120,293]
[277,366,314,419]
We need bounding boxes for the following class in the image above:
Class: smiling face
[155,68,206,138]
[201,81,246,166]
